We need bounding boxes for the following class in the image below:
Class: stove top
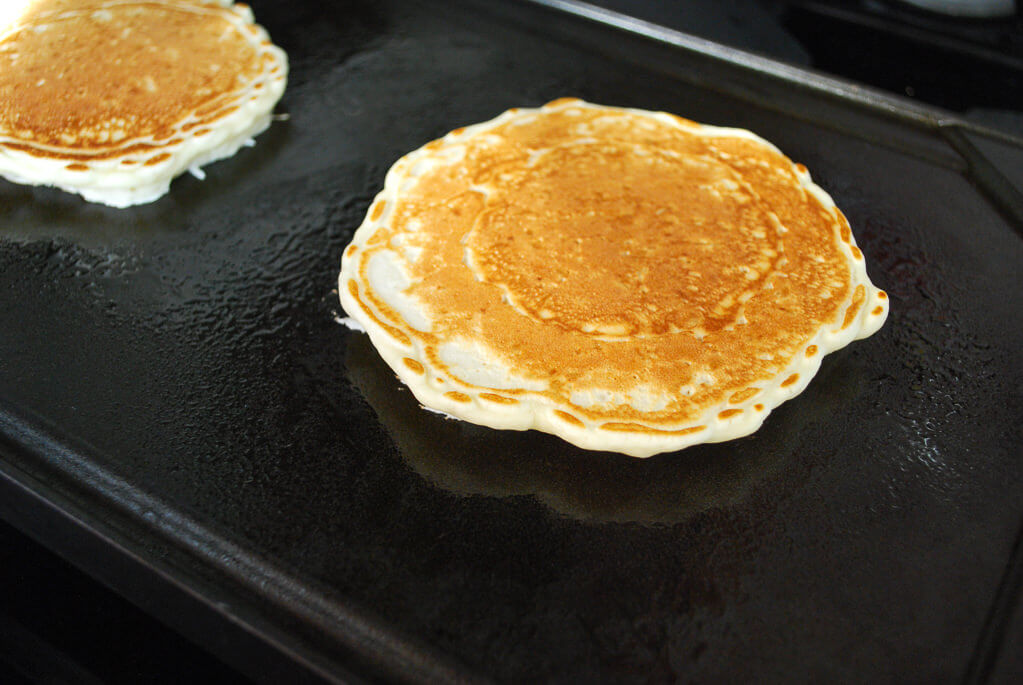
[593,0,1023,134]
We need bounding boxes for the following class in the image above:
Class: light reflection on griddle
[345,332,811,524]
[0,122,290,246]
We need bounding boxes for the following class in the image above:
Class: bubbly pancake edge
[339,99,889,457]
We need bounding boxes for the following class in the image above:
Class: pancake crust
[0,0,287,206]
[339,99,889,457]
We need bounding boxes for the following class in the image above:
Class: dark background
[1,0,1021,682]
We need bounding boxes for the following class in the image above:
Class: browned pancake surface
[0,1,268,158]
[355,104,857,427]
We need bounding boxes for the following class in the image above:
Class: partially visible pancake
[0,0,287,206]
[339,98,889,458]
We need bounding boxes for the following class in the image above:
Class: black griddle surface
[1,0,1022,682]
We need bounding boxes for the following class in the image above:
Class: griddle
[2,0,1022,682]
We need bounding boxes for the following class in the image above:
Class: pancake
[0,0,287,207]
[338,98,889,458]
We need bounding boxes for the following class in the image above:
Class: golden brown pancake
[339,99,889,457]
[0,0,287,206]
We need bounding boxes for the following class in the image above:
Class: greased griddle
[1,0,1022,682]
